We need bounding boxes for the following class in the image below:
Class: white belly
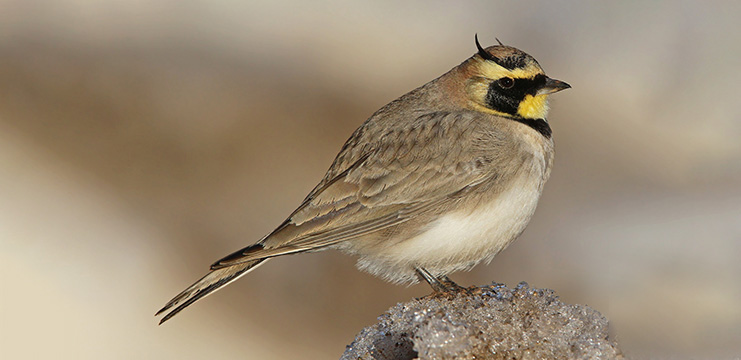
[357,173,544,284]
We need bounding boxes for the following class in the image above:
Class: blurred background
[1,1,739,359]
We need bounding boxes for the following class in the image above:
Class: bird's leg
[415,267,449,293]
[438,275,465,292]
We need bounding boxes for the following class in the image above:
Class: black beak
[537,77,571,95]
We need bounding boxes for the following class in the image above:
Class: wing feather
[211,111,501,269]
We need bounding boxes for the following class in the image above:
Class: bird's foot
[416,268,466,294]
[439,275,467,292]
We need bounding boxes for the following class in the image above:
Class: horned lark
[156,35,570,324]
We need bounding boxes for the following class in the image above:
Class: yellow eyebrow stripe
[473,58,544,81]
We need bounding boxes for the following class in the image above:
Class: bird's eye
[498,77,514,89]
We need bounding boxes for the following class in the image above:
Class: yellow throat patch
[517,94,549,119]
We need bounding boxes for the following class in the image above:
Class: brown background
[1,1,739,359]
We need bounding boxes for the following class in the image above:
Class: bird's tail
[155,258,267,324]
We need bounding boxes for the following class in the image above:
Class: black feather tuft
[475,34,497,62]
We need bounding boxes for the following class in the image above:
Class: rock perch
[342,282,623,360]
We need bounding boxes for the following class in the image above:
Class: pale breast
[354,119,553,284]
[387,173,542,268]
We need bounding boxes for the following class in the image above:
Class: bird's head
[463,35,570,120]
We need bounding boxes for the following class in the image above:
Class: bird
[156,35,570,324]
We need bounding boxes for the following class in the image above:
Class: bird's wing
[211,111,505,268]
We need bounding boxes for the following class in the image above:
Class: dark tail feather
[156,259,267,324]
